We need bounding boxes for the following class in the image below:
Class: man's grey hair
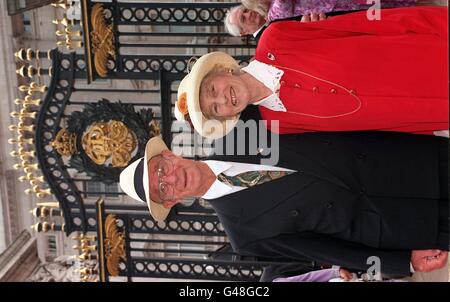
[224,5,243,37]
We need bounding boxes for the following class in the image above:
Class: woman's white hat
[175,52,240,139]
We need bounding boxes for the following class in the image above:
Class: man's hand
[411,250,448,272]
[301,13,327,22]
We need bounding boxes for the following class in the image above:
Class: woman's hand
[339,268,353,281]
[301,13,328,22]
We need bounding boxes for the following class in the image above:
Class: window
[84,181,119,198]
[7,0,54,16]
[164,242,213,259]
[148,9,191,34]
[46,235,57,260]
[23,12,32,33]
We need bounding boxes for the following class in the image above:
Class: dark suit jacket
[208,131,448,276]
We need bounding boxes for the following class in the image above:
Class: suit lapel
[208,170,317,222]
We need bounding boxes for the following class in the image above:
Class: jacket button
[280,80,286,86]
[325,202,333,209]
[330,89,337,94]
[312,87,319,93]
[360,187,367,194]
[290,210,299,217]
[357,153,366,159]
[294,83,301,88]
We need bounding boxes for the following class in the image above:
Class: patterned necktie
[217,170,293,188]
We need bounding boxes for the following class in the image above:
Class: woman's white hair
[224,5,243,36]
[241,0,270,17]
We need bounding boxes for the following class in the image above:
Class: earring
[228,69,233,74]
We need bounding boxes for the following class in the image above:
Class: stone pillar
[0,230,40,281]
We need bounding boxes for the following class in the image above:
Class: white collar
[253,24,266,38]
[242,60,284,98]
[201,160,239,200]
[203,160,232,176]
[241,60,286,111]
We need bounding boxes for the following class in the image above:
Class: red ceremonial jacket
[256,7,448,135]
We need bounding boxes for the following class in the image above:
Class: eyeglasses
[156,156,174,202]
[240,9,248,23]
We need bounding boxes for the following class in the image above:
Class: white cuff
[433,130,449,138]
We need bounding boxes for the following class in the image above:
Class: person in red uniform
[175,7,448,139]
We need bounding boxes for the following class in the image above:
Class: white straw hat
[119,136,170,221]
[175,52,241,139]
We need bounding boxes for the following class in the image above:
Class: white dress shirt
[241,60,287,112]
[201,160,295,200]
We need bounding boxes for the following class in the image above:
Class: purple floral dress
[267,0,418,21]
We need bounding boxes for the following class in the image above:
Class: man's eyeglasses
[156,156,174,202]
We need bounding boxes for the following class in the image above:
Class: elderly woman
[225,0,423,36]
[249,0,420,22]
[176,7,448,139]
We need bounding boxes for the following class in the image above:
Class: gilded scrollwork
[82,121,137,167]
[91,3,115,77]
[104,214,126,277]
[64,99,154,183]
[51,128,77,156]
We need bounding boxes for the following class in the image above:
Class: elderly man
[224,5,267,38]
[119,130,449,276]
[224,4,328,39]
